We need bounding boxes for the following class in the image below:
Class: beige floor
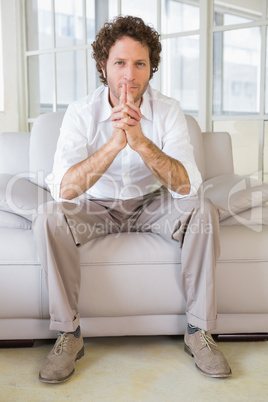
[0,335,267,402]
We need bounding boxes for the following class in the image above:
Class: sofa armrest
[0,173,53,220]
[0,132,30,175]
[200,173,268,221]
[202,132,234,180]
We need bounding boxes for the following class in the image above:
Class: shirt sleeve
[161,101,202,198]
[45,102,90,201]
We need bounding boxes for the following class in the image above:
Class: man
[33,15,231,384]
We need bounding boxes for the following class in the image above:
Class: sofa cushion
[0,210,32,229]
[0,173,53,220]
[202,132,234,180]
[29,111,65,190]
[220,204,268,226]
[0,132,30,175]
[185,115,205,179]
[201,173,268,220]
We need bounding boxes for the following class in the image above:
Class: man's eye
[137,62,145,66]
[116,61,124,65]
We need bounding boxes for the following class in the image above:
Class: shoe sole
[184,343,232,378]
[39,346,85,384]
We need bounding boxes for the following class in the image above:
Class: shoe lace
[199,329,217,353]
[54,333,68,355]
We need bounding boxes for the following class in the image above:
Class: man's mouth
[120,84,138,89]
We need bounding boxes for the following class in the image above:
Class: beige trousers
[32,188,220,333]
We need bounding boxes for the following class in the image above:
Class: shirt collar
[99,86,112,123]
[99,84,153,123]
[140,85,153,121]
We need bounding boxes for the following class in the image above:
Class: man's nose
[124,65,135,81]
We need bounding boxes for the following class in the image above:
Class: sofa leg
[0,339,34,348]
[216,333,268,342]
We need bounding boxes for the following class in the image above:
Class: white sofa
[0,112,268,341]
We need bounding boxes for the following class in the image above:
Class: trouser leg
[33,190,220,333]
[32,199,120,332]
[134,191,221,331]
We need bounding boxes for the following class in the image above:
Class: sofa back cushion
[202,131,234,180]
[29,111,65,189]
[0,132,30,175]
[184,114,205,179]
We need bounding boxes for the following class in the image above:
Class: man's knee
[171,196,219,228]
[33,201,67,231]
[200,197,219,219]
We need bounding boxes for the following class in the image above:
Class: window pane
[86,0,116,44]
[121,0,157,27]
[55,0,84,48]
[162,0,199,34]
[213,28,261,115]
[214,0,262,26]
[88,50,97,93]
[26,0,53,50]
[264,122,268,183]
[161,36,199,114]
[86,0,95,43]
[213,120,259,177]
[56,50,86,110]
[266,30,268,114]
[28,54,54,117]
[0,3,3,111]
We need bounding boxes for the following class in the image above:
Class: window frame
[0,2,4,112]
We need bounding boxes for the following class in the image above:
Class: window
[214,0,262,26]
[213,27,261,115]
[161,0,200,115]
[213,0,268,182]
[24,0,201,123]
[0,2,4,112]
[264,122,268,182]
[23,0,268,182]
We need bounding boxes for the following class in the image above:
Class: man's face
[103,36,151,107]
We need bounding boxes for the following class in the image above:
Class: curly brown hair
[91,15,162,85]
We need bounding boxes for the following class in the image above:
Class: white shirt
[46,84,202,201]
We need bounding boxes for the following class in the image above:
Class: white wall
[0,0,26,132]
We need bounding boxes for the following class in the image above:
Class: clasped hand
[110,83,145,151]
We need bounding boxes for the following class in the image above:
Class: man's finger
[122,106,141,121]
[125,102,142,119]
[120,83,127,105]
[126,83,134,103]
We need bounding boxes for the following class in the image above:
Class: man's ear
[101,67,106,78]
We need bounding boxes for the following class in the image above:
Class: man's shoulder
[145,85,182,119]
[147,85,181,109]
[62,86,107,129]
[68,85,106,113]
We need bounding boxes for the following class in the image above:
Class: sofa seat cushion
[78,232,185,317]
[217,225,268,314]
[0,229,39,264]
[0,229,42,319]
[1,226,268,321]
[0,210,32,229]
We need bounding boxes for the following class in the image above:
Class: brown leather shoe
[184,329,232,378]
[39,332,84,383]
